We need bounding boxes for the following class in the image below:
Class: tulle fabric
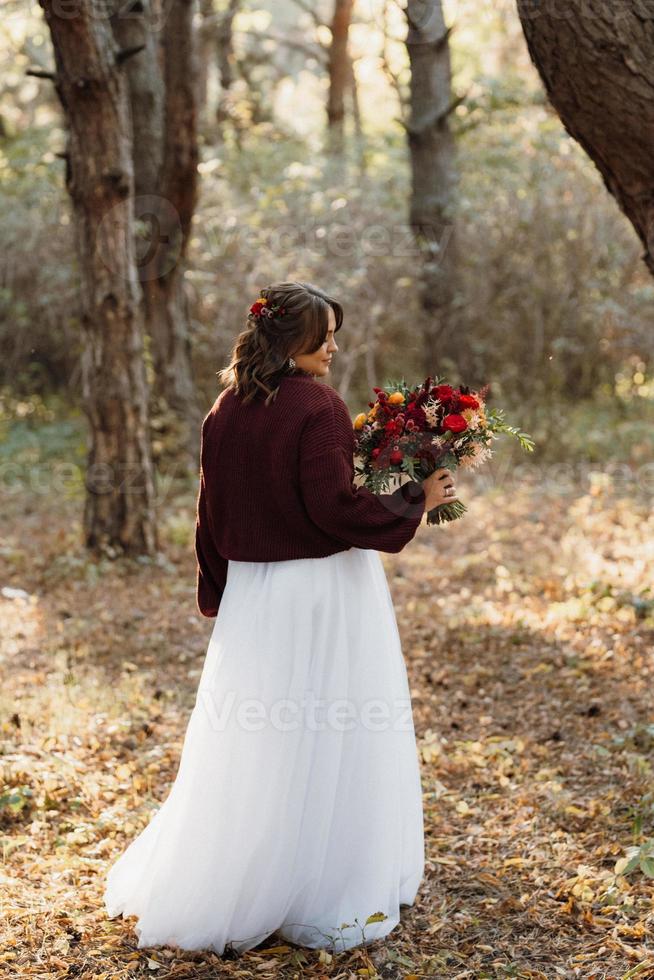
[103,547,424,954]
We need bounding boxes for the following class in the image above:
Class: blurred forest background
[2,1,654,977]
[1,0,652,481]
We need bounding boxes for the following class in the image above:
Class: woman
[103,280,458,955]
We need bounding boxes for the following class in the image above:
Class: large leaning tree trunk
[39,0,158,556]
[405,0,461,377]
[112,0,202,461]
[516,0,654,277]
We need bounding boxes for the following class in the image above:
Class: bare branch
[288,0,327,29]
[242,28,328,63]
[115,44,146,66]
[435,25,454,51]
[403,89,467,136]
[380,0,409,121]
[26,68,56,80]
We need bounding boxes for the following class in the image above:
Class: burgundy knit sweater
[194,371,427,617]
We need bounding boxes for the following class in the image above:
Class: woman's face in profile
[293,306,339,378]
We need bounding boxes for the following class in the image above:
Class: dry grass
[1,467,653,979]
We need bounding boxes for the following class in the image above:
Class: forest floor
[1,462,654,980]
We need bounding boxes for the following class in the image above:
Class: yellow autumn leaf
[564,805,587,817]
[618,923,646,939]
[571,882,594,901]
[526,662,554,675]
[421,743,441,763]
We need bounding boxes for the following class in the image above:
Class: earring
[288,357,296,369]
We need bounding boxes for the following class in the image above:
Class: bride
[103,280,458,955]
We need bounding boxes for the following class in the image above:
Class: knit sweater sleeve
[298,389,426,553]
[194,420,228,618]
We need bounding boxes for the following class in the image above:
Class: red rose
[442,413,468,433]
[389,450,403,465]
[371,447,381,459]
[458,394,479,409]
[433,384,454,402]
[250,301,266,316]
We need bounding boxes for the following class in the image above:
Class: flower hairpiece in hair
[248,295,286,320]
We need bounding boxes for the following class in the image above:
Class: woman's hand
[421,467,459,512]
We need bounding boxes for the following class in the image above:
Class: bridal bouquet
[353,376,534,525]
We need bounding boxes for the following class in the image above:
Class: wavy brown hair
[217,281,344,406]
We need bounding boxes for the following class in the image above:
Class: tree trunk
[516,0,654,277]
[198,0,239,132]
[147,0,202,457]
[112,0,202,461]
[197,0,215,116]
[348,54,362,141]
[40,0,157,556]
[327,0,354,147]
[405,0,461,376]
[216,0,239,92]
[110,0,164,197]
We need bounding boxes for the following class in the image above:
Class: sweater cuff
[382,479,426,521]
[196,570,219,618]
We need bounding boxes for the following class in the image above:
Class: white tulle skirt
[103,546,424,954]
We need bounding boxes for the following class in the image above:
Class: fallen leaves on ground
[1,469,653,979]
